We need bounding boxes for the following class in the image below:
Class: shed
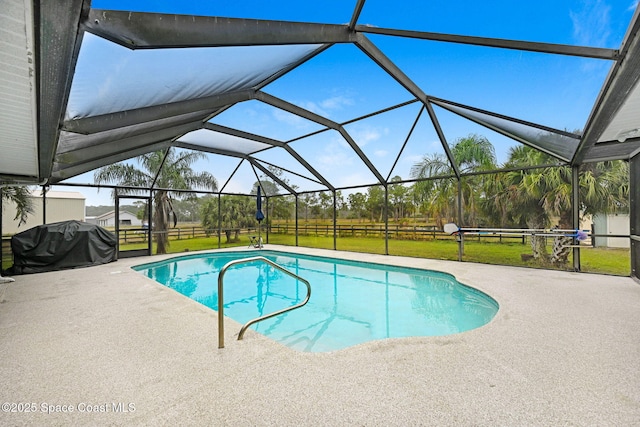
[94,211,141,228]
[593,213,631,249]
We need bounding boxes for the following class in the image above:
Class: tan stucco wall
[1,191,85,235]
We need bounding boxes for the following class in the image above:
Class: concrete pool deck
[1,245,639,426]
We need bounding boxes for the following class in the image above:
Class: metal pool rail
[217,256,311,349]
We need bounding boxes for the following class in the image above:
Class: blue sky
[65,0,639,206]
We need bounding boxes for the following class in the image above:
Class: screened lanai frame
[2,1,639,280]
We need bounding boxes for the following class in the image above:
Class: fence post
[1,236,11,270]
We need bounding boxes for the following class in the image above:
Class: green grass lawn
[579,247,631,275]
[3,232,630,277]
[264,234,631,276]
[117,236,247,253]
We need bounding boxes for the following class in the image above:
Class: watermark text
[2,402,135,414]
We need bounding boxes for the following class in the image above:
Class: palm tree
[1,185,34,278]
[1,185,34,226]
[411,134,497,227]
[486,147,556,261]
[492,146,629,265]
[94,150,217,254]
[0,185,34,283]
[220,195,253,242]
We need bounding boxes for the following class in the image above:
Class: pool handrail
[217,256,311,349]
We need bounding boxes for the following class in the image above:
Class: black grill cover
[9,220,117,275]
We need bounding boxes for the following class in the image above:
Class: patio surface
[1,245,639,426]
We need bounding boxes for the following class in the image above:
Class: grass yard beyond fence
[2,229,630,277]
[115,231,629,276]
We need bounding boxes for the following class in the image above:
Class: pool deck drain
[1,245,639,426]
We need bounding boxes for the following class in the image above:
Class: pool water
[133,250,498,352]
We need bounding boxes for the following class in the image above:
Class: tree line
[92,135,628,265]
[4,134,627,268]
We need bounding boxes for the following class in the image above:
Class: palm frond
[1,186,35,225]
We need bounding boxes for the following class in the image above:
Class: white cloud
[295,94,355,119]
[298,100,329,117]
[347,123,389,148]
[374,149,388,157]
[337,172,370,188]
[317,141,354,168]
[272,108,308,128]
[352,127,383,147]
[223,180,248,194]
[320,95,355,110]
[569,0,612,47]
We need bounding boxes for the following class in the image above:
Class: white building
[592,213,630,248]
[94,211,141,228]
[1,189,85,235]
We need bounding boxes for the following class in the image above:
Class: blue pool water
[133,250,498,352]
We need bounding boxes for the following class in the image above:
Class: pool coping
[1,245,639,425]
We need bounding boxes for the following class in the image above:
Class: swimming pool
[133,250,498,352]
